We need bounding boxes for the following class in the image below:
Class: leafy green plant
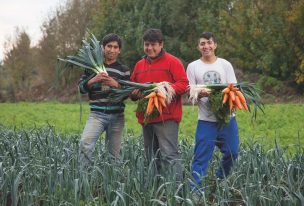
[0,125,303,205]
[0,102,303,150]
[58,32,107,75]
[189,82,264,128]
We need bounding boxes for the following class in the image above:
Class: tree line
[0,0,303,101]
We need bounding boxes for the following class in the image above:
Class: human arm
[225,61,237,83]
[86,72,120,90]
[186,62,209,99]
[92,73,120,88]
[169,58,189,96]
[78,72,95,94]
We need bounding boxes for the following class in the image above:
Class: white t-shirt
[186,57,237,122]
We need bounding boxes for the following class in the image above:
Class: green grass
[0,101,303,149]
[0,101,88,134]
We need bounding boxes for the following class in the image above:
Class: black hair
[102,33,122,48]
[143,28,163,43]
[199,32,217,43]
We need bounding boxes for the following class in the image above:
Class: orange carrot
[158,96,166,108]
[229,96,233,111]
[233,101,238,110]
[222,87,230,94]
[145,91,156,99]
[156,92,166,99]
[222,93,229,104]
[153,96,159,111]
[146,97,154,114]
[242,102,249,111]
[235,91,246,104]
[229,91,236,102]
[234,96,243,110]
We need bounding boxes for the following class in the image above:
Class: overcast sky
[0,0,67,61]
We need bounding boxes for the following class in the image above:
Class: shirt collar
[144,49,165,63]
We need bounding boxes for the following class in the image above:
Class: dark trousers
[143,120,183,182]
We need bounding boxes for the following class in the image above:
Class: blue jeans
[191,117,239,189]
[79,111,125,166]
[142,120,183,181]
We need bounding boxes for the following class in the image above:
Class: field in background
[0,102,303,205]
[0,101,303,149]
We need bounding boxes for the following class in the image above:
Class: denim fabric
[79,111,124,167]
[191,117,239,189]
[142,120,183,181]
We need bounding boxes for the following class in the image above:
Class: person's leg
[79,111,109,167]
[153,120,183,182]
[105,113,125,158]
[191,120,217,189]
[216,117,239,179]
[142,124,161,172]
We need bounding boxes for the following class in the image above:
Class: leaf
[57,32,106,74]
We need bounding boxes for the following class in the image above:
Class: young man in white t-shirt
[186,32,239,194]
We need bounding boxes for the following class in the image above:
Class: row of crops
[0,125,303,205]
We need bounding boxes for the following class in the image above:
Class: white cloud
[0,0,67,60]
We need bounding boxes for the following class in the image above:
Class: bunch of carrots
[144,91,167,115]
[222,84,249,112]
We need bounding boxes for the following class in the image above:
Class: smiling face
[143,41,163,59]
[103,41,121,64]
[198,37,217,58]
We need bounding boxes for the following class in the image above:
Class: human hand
[129,89,143,101]
[87,72,119,88]
[87,72,107,85]
[90,73,120,87]
[198,90,210,98]
[100,75,120,88]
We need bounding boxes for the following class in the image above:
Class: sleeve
[225,61,237,83]
[78,71,95,94]
[169,58,189,95]
[186,63,196,85]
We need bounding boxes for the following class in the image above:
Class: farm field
[0,101,303,149]
[0,102,303,205]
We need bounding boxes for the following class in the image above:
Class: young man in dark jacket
[78,33,130,167]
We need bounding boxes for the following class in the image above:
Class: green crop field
[0,101,303,149]
[0,102,303,205]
